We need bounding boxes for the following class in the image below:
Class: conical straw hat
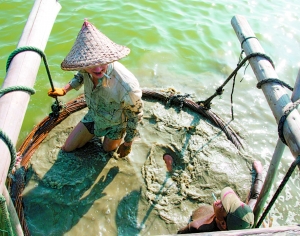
[61,19,130,71]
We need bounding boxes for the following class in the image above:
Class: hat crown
[61,19,130,71]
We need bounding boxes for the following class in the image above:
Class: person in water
[48,19,143,158]
[177,160,263,233]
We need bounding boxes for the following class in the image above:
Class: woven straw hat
[61,19,130,71]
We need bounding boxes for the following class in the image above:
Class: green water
[1,0,300,235]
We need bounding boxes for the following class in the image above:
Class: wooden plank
[169,224,300,235]
[0,0,61,194]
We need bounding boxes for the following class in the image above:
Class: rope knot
[216,87,224,95]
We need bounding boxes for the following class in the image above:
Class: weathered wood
[171,224,300,235]
[0,0,61,194]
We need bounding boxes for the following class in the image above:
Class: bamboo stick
[253,68,300,225]
[231,15,300,157]
[2,186,23,236]
[231,14,300,226]
[0,0,61,194]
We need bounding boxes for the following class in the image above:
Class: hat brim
[61,20,130,71]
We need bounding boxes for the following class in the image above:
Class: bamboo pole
[0,0,61,194]
[231,14,300,225]
[253,68,300,225]
[2,186,23,235]
[231,15,300,157]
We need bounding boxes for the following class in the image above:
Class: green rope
[0,46,60,177]
[6,46,61,116]
[6,46,56,90]
[0,86,35,97]
[0,129,16,174]
[6,46,45,72]
[0,194,14,236]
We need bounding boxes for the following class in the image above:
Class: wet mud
[22,98,254,235]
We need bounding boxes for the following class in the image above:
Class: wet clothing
[177,205,219,234]
[69,61,143,142]
[178,172,263,234]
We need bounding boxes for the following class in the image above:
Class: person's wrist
[123,142,132,147]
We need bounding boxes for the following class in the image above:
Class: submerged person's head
[61,18,130,72]
[213,187,254,231]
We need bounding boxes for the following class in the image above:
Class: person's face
[213,200,227,230]
[85,64,108,79]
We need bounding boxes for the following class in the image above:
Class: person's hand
[48,88,66,98]
[163,153,173,172]
[253,160,263,174]
[117,143,132,158]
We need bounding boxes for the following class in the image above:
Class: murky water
[22,97,254,235]
[1,0,300,235]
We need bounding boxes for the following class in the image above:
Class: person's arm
[247,160,264,210]
[122,90,143,144]
[117,90,143,157]
[63,83,73,93]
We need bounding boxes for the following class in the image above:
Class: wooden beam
[180,224,300,235]
[0,0,61,194]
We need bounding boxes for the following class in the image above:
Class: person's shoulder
[112,61,132,75]
[191,204,214,221]
[177,205,218,234]
[112,61,140,87]
[113,61,125,69]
